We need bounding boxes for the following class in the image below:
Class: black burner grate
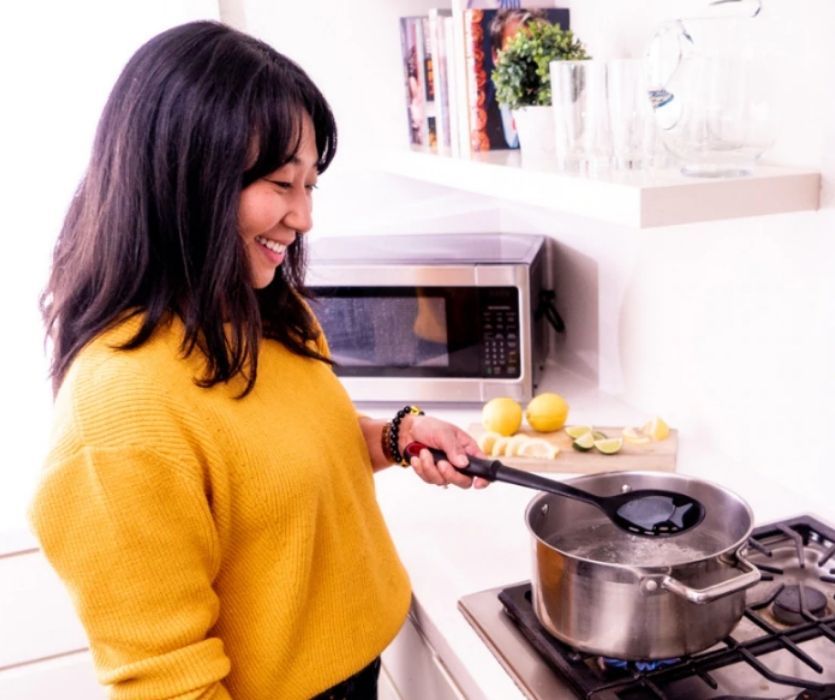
[499,515,835,700]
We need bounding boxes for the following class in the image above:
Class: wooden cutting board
[467,424,677,473]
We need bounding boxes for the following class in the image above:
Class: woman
[30,21,485,700]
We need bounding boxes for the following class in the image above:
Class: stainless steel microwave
[306,233,551,403]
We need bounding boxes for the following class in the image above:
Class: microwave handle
[535,289,565,333]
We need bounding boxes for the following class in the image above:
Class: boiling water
[546,522,726,566]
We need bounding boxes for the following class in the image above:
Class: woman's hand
[398,414,490,489]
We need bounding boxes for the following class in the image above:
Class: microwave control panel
[480,289,521,378]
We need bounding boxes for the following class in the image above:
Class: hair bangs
[243,61,337,186]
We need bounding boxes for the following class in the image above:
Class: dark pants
[311,657,381,700]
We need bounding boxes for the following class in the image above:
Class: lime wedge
[572,431,595,451]
[565,425,593,439]
[593,437,624,455]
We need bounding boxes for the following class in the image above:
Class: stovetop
[458,515,835,700]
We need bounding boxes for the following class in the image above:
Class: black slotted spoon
[405,443,705,537]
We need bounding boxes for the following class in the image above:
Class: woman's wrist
[387,405,424,466]
[396,413,420,459]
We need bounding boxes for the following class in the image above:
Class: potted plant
[492,20,589,158]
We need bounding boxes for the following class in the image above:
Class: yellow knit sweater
[29,315,412,699]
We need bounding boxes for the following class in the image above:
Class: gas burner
[599,657,680,673]
[772,584,828,625]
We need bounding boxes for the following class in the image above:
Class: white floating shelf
[371,148,820,229]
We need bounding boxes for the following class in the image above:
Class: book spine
[463,10,490,152]
[428,9,452,154]
[443,15,460,158]
[418,17,436,152]
[399,17,425,148]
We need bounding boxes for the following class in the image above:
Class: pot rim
[524,470,755,572]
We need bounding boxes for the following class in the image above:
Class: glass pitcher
[645,0,778,177]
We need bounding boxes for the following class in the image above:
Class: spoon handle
[403,442,501,480]
[403,442,602,508]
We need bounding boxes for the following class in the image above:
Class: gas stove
[459,515,835,699]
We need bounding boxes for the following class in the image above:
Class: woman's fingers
[436,457,473,488]
[409,448,471,489]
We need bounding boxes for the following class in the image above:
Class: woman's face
[238,115,318,289]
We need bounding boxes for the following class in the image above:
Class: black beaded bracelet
[389,405,425,466]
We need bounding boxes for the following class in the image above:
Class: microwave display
[309,286,520,379]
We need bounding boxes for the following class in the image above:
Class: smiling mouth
[255,236,287,254]
[254,235,289,254]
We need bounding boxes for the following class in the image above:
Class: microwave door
[309,287,488,379]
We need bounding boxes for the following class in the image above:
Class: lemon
[642,416,670,441]
[516,437,560,459]
[622,427,651,445]
[525,392,570,433]
[572,431,595,451]
[565,425,593,439]
[482,397,523,437]
[477,431,503,454]
[593,437,623,455]
[592,430,607,441]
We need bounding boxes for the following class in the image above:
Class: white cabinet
[0,547,101,698]
[382,612,466,700]
[0,549,90,669]
[0,652,104,700]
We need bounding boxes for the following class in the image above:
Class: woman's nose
[283,189,313,234]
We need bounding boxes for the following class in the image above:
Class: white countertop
[369,367,831,700]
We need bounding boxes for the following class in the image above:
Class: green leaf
[491,20,591,110]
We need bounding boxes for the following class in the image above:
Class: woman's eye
[305,183,318,192]
[266,179,292,190]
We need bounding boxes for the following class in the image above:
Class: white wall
[0,0,220,532]
[241,0,835,515]
[508,0,835,514]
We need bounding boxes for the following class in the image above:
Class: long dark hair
[41,21,337,396]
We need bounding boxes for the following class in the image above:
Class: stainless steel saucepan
[526,471,760,660]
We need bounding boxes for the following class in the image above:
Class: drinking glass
[607,58,659,171]
[550,59,611,175]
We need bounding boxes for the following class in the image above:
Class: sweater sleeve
[29,445,232,700]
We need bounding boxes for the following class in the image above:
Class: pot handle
[658,549,760,604]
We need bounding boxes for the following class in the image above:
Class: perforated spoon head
[609,489,706,537]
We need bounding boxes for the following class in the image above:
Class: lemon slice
[572,431,595,451]
[565,425,593,439]
[642,416,670,441]
[506,434,531,457]
[491,436,512,457]
[516,437,560,459]
[591,430,607,441]
[593,437,624,455]
[622,427,651,445]
[477,431,503,454]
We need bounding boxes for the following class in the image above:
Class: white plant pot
[512,105,556,160]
